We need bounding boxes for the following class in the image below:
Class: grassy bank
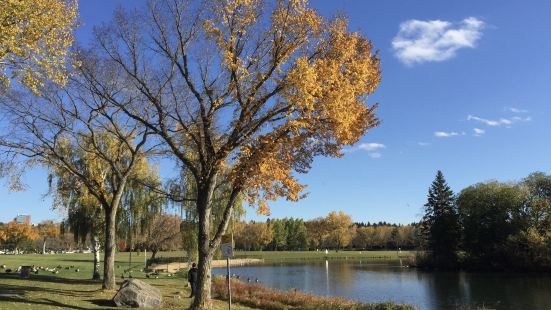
[212,277,415,310]
[233,250,413,261]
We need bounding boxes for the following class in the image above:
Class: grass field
[0,252,253,310]
[0,250,412,309]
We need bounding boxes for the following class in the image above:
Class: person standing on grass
[188,263,198,298]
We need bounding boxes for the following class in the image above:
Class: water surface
[213,260,551,310]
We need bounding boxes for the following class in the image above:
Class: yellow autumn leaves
[219,3,381,215]
[0,0,77,93]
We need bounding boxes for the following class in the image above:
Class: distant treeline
[232,211,420,251]
[420,171,551,271]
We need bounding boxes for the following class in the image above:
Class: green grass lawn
[0,252,253,310]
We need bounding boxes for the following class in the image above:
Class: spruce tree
[422,170,460,267]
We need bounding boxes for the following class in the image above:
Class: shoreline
[151,258,264,273]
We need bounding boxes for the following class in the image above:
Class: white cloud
[467,114,531,126]
[434,131,460,138]
[392,17,485,65]
[344,142,386,158]
[473,128,485,136]
[358,143,386,152]
[508,107,528,113]
[368,152,382,159]
[418,142,431,146]
[511,116,532,122]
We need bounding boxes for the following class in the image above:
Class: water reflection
[325,260,329,295]
[213,261,551,310]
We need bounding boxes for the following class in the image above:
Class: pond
[213,260,551,310]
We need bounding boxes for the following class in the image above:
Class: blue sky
[2,0,550,224]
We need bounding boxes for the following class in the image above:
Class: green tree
[457,181,527,267]
[271,219,288,250]
[286,218,307,250]
[422,171,460,266]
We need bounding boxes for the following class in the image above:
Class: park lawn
[0,252,254,310]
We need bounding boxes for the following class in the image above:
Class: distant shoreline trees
[232,212,419,252]
[419,170,551,271]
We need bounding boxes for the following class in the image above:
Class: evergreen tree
[422,171,461,266]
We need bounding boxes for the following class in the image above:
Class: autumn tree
[234,221,273,250]
[36,220,60,254]
[0,0,77,93]
[0,222,38,252]
[325,211,355,251]
[305,217,330,250]
[140,214,182,260]
[78,0,380,306]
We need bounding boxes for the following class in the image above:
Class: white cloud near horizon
[344,142,386,158]
[392,17,485,65]
[368,152,382,159]
[473,128,485,136]
[434,131,463,138]
[508,107,529,113]
[467,114,531,126]
[358,143,386,152]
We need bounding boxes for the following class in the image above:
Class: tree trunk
[102,207,117,289]
[92,235,101,280]
[42,238,47,255]
[191,182,216,310]
[102,181,126,290]
[193,246,214,309]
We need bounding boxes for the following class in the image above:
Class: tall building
[14,214,31,225]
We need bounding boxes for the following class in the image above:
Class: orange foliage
[0,222,39,248]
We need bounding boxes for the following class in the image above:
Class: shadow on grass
[0,274,115,309]
[87,299,117,308]
[0,273,100,286]
[0,295,90,309]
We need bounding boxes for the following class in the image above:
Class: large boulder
[113,279,162,309]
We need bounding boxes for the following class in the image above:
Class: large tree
[422,171,460,267]
[0,0,77,93]
[79,0,381,307]
[457,181,528,267]
[0,80,152,289]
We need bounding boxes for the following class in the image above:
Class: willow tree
[84,0,380,307]
[0,0,77,93]
[0,79,151,289]
[52,147,163,280]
